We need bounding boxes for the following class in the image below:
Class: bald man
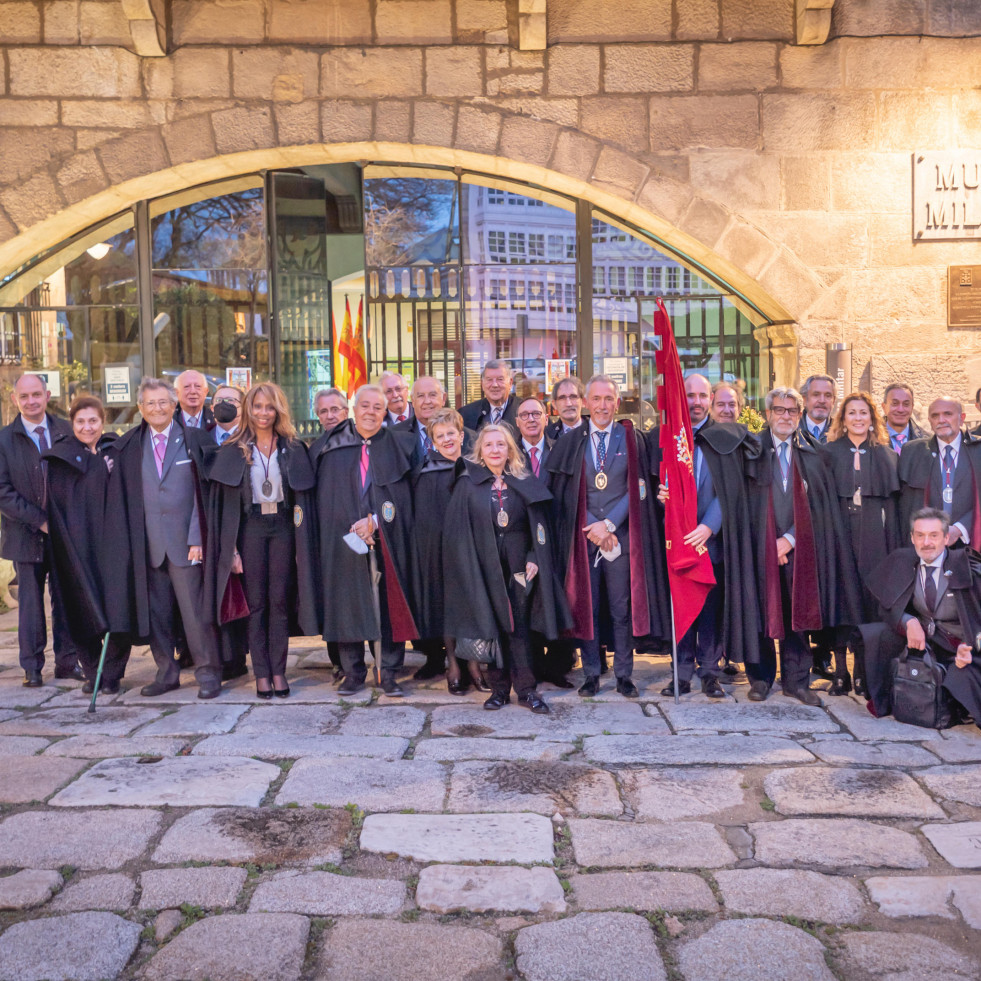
[174,370,215,431]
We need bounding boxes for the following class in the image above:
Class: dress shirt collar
[21,415,48,439]
[149,420,174,440]
[921,549,946,572]
[523,437,545,454]
[938,431,962,454]
[589,419,614,437]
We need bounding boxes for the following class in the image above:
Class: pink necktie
[397,414,406,423]
[529,446,539,477]
[360,443,369,487]
[154,433,167,477]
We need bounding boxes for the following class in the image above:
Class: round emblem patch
[382,501,396,523]
[537,522,546,546]
[293,505,303,528]
[639,478,647,501]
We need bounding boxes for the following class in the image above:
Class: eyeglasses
[517,410,544,420]
[769,406,800,417]
[213,398,241,406]
[140,400,172,410]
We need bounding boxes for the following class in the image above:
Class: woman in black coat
[443,424,571,714]
[204,383,319,699]
[43,395,131,693]
[821,392,901,695]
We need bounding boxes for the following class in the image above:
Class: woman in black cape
[43,395,131,693]
[821,392,901,695]
[204,382,319,699]
[443,424,571,714]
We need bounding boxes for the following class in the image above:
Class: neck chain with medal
[850,442,865,506]
[594,429,609,490]
[494,475,508,527]
[255,438,275,498]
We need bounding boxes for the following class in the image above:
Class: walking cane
[87,632,111,714]
[367,545,383,687]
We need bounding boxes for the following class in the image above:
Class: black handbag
[889,646,956,729]
[454,637,503,668]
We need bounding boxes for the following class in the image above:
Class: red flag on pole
[654,297,715,640]
[347,297,368,397]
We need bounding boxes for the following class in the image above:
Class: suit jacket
[520,435,555,482]
[545,416,588,441]
[141,425,201,569]
[798,415,830,445]
[459,395,518,434]
[174,404,216,433]
[0,413,72,562]
[382,406,413,428]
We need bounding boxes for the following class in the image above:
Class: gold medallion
[497,509,509,528]
[595,471,608,490]
[852,488,861,507]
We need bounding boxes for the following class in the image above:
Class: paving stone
[338,705,426,737]
[568,818,736,869]
[570,871,717,912]
[276,757,445,810]
[750,818,928,869]
[0,868,62,909]
[139,867,247,909]
[661,701,839,734]
[0,706,163,736]
[193,733,409,760]
[137,704,248,736]
[0,911,141,981]
[515,912,665,981]
[866,875,981,927]
[413,737,576,761]
[447,760,621,817]
[764,767,945,819]
[715,868,865,923]
[430,702,668,740]
[825,695,942,741]
[318,919,503,981]
[0,680,57,708]
[0,735,49,755]
[835,930,980,981]
[808,739,940,767]
[928,730,981,762]
[417,865,566,913]
[0,755,87,802]
[921,822,981,868]
[249,869,406,914]
[48,756,278,807]
[233,704,343,735]
[154,909,183,943]
[152,807,351,866]
[143,912,309,981]
[0,708,20,722]
[118,676,371,705]
[43,735,187,758]
[583,734,815,765]
[678,918,834,981]
[919,764,981,806]
[361,813,554,863]
[619,767,747,820]
[49,873,136,911]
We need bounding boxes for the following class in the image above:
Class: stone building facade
[0,0,980,422]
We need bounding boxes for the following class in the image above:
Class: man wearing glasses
[210,385,244,445]
[547,376,586,439]
[380,372,412,427]
[746,387,860,704]
[515,396,553,481]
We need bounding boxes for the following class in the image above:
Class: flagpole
[670,594,680,706]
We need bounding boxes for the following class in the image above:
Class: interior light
[86,243,111,260]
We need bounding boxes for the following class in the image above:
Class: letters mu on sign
[913,151,981,241]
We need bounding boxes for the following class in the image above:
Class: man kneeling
[863,507,981,727]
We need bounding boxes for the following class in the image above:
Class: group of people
[1,359,979,726]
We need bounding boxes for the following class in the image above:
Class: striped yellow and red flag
[347,297,368,397]
[335,297,355,393]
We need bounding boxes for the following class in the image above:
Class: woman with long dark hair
[821,391,901,694]
[204,383,318,699]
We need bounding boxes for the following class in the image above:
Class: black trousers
[337,568,406,685]
[485,579,537,699]
[751,561,809,692]
[147,558,220,687]
[240,509,294,680]
[16,538,77,673]
[78,634,132,685]
[676,563,723,683]
[581,539,633,681]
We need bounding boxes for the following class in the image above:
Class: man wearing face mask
[210,385,244,445]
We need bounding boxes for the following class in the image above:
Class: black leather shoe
[811,659,834,680]
[747,680,770,701]
[722,660,740,676]
[578,677,600,697]
[519,693,550,714]
[140,681,180,697]
[471,677,492,693]
[222,662,249,681]
[256,686,273,700]
[483,693,510,710]
[54,665,85,681]
[784,686,821,706]
[447,680,468,696]
[701,677,725,699]
[853,677,867,698]
[545,675,575,689]
[380,679,405,697]
[100,680,120,695]
[660,680,691,697]
[23,670,43,688]
[197,686,221,700]
[273,685,290,698]
[337,679,364,696]
[828,676,851,696]
[82,679,95,694]
[617,678,640,698]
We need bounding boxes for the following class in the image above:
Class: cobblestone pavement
[0,610,980,980]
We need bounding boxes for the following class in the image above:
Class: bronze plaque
[949,265,981,328]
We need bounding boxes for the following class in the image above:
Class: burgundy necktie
[397,414,406,423]
[34,426,48,452]
[529,446,540,477]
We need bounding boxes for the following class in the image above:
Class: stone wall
[1,0,981,410]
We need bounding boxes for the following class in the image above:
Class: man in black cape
[312,384,419,697]
[898,397,981,550]
[861,507,981,726]
[546,375,669,697]
[746,387,861,704]
[649,374,762,697]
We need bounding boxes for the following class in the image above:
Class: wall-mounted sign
[913,152,981,241]
[103,363,133,405]
[226,367,252,390]
[949,265,981,327]
[602,357,630,391]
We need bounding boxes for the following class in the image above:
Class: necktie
[187,415,199,429]
[218,429,229,445]
[154,432,167,478]
[360,443,369,488]
[424,434,434,454]
[778,442,789,487]
[596,431,607,471]
[942,444,955,512]
[924,565,938,613]
[893,433,907,453]
[34,426,48,452]
[397,414,406,423]
[812,425,821,440]
[529,446,540,477]
[491,407,502,425]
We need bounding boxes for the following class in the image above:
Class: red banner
[654,297,715,639]
[348,298,368,396]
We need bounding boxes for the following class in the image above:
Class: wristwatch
[604,519,616,534]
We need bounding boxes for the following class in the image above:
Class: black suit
[0,413,77,674]
[459,396,518,434]
[545,417,587,442]
[174,405,216,432]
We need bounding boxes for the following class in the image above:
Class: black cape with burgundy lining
[312,420,419,643]
[648,420,763,665]
[545,420,669,644]
[442,459,571,641]
[747,428,862,638]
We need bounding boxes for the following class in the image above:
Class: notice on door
[103,364,133,404]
